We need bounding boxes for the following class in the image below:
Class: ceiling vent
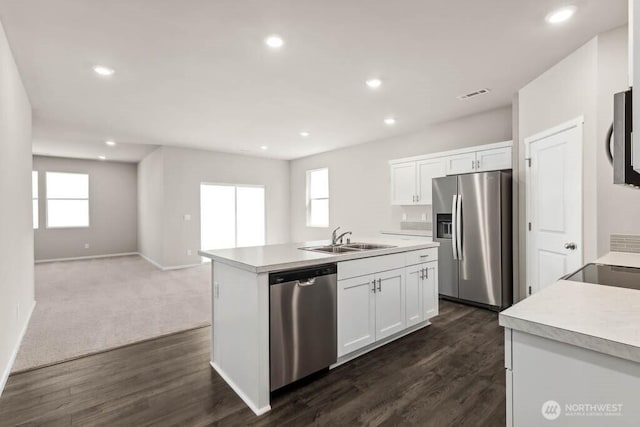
[457,88,491,100]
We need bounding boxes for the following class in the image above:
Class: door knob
[564,242,577,250]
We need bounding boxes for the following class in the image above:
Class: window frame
[32,171,39,229]
[45,171,90,229]
[199,182,267,252]
[306,167,330,228]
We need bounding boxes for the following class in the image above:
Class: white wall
[137,147,165,265]
[517,25,631,300]
[138,146,290,268]
[596,26,640,253]
[289,107,513,242]
[0,20,34,394]
[33,156,138,261]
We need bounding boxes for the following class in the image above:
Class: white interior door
[526,118,583,295]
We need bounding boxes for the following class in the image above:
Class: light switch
[402,213,407,221]
[421,213,427,221]
[184,214,191,221]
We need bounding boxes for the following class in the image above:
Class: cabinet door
[390,162,417,205]
[416,158,446,205]
[477,146,512,172]
[423,261,439,320]
[375,268,406,340]
[445,152,477,175]
[404,266,423,327]
[338,274,376,357]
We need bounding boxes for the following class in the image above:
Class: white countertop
[499,252,640,363]
[199,237,439,274]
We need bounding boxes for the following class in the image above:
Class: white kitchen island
[199,237,439,415]
[499,252,640,426]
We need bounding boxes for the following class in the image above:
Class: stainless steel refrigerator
[432,171,512,311]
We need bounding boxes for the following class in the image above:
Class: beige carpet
[12,255,211,372]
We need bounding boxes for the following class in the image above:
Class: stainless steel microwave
[609,88,640,187]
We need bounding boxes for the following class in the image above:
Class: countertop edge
[499,312,640,364]
[199,242,439,274]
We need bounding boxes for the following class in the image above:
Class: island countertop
[199,236,439,274]
[499,252,640,363]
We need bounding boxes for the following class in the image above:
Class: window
[32,171,38,229]
[46,172,89,228]
[306,168,329,227]
[200,184,265,253]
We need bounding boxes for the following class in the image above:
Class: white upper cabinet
[390,141,512,205]
[445,151,477,175]
[476,146,512,172]
[417,158,446,204]
[390,158,446,206]
[390,162,417,205]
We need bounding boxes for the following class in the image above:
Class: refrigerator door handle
[451,194,458,260]
[456,194,463,260]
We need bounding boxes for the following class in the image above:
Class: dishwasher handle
[297,278,316,287]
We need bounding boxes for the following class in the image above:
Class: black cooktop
[564,263,640,290]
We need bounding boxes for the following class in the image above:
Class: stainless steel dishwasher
[269,263,337,391]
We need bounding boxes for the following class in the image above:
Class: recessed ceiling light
[260,145,268,150]
[299,131,310,137]
[98,155,107,160]
[93,65,115,77]
[384,117,396,125]
[105,140,116,147]
[366,78,382,89]
[265,35,284,49]
[545,6,577,24]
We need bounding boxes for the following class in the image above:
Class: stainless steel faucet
[331,227,352,246]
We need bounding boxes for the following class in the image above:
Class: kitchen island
[499,252,640,426]
[200,237,439,415]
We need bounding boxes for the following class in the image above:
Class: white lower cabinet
[337,269,405,357]
[405,260,439,328]
[374,268,406,340]
[338,251,439,358]
[337,274,376,356]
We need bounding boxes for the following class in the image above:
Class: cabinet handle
[377,278,382,292]
[371,280,376,293]
[476,160,480,169]
[425,268,429,279]
[471,160,475,169]
[420,268,424,280]
[416,195,420,202]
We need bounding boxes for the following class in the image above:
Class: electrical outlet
[187,249,192,256]
[84,243,90,249]
[402,213,407,221]
[184,214,191,221]
[421,213,427,221]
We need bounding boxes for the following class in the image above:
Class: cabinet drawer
[405,248,438,266]
[338,253,405,280]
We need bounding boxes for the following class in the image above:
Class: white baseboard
[331,320,432,368]
[35,252,138,264]
[138,252,203,271]
[210,361,271,416]
[0,300,36,398]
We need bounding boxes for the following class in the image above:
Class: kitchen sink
[300,243,397,254]
[301,245,361,254]
[342,242,396,250]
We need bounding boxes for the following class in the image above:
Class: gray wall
[596,26,640,253]
[138,146,291,268]
[0,20,34,393]
[137,147,164,265]
[289,107,513,242]
[32,156,138,261]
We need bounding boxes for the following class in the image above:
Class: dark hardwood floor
[0,300,505,426]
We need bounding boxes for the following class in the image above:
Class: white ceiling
[0,0,628,161]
